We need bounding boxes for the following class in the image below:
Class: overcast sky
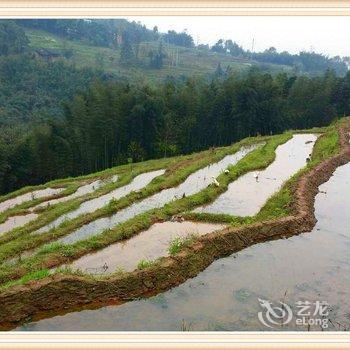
[125,16,350,57]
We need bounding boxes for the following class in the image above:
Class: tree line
[1,67,350,194]
[209,39,348,76]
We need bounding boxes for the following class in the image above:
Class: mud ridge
[1,122,350,329]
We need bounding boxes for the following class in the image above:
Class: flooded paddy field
[18,159,350,331]
[195,134,317,217]
[32,178,114,210]
[55,144,259,245]
[35,170,163,235]
[0,176,119,236]
[70,221,226,274]
[0,187,64,214]
[0,214,39,236]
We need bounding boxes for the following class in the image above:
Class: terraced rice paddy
[0,118,349,331]
[0,175,119,235]
[0,187,64,213]
[195,134,317,216]
[35,170,164,235]
[66,134,316,275]
[70,221,226,274]
[54,144,259,245]
[33,178,115,210]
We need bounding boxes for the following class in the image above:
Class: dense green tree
[211,39,225,54]
[164,30,194,48]
[0,21,29,56]
[0,54,108,126]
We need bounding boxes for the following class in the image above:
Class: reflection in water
[33,178,113,210]
[36,170,165,235]
[0,188,64,214]
[71,221,226,274]
[56,145,260,245]
[19,162,350,331]
[195,134,317,216]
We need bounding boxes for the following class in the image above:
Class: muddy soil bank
[1,122,350,329]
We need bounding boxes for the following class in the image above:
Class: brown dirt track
[1,121,350,330]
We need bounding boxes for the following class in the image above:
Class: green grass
[0,269,51,292]
[137,259,155,270]
[25,28,292,85]
[37,242,63,255]
[168,234,198,256]
[308,129,340,165]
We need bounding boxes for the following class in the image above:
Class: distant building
[34,48,62,61]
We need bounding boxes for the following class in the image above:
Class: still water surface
[195,134,317,216]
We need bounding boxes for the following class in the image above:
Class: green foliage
[0,20,29,56]
[15,19,347,75]
[38,242,62,254]
[1,62,348,200]
[60,245,76,257]
[15,19,158,48]
[168,234,198,255]
[164,30,194,48]
[211,39,347,75]
[0,54,106,125]
[137,259,155,270]
[308,129,340,165]
[0,268,50,291]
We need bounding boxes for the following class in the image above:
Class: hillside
[0,117,349,330]
[25,28,292,84]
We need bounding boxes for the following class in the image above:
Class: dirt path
[1,121,350,330]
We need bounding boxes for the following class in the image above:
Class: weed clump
[137,259,155,270]
[168,234,198,256]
